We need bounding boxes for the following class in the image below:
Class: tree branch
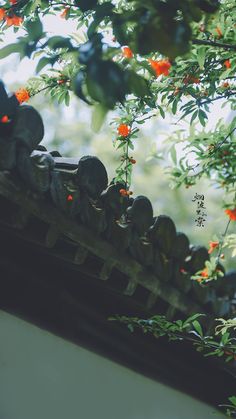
[192,38,236,51]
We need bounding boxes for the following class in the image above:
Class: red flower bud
[224,60,231,69]
[225,208,236,221]
[122,46,133,59]
[1,115,9,123]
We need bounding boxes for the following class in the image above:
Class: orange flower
[216,26,223,38]
[208,241,219,254]
[119,189,133,197]
[224,59,231,69]
[60,7,70,19]
[67,194,73,201]
[1,115,9,123]
[200,268,208,278]
[0,8,6,21]
[122,46,133,59]
[6,14,23,26]
[148,59,171,76]
[117,124,131,137]
[225,208,236,221]
[14,88,30,104]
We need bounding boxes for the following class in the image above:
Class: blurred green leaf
[91,103,108,132]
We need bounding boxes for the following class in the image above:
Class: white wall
[0,310,226,419]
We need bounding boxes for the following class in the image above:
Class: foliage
[215,317,236,335]
[168,119,236,192]
[223,235,236,259]
[110,313,236,416]
[110,313,236,360]
[221,396,236,417]
[0,0,235,194]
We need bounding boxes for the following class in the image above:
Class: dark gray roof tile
[76,155,108,199]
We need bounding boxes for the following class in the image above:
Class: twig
[216,218,231,265]
[199,91,236,106]
[208,125,236,156]
[187,126,236,179]
[192,38,236,51]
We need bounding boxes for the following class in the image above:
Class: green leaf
[229,396,236,406]
[91,104,108,132]
[87,3,114,38]
[56,91,65,104]
[87,60,126,109]
[0,43,23,59]
[170,144,177,164]
[175,320,183,327]
[74,0,98,12]
[172,98,178,115]
[25,18,43,41]
[198,109,208,127]
[190,110,198,125]
[180,106,196,120]
[196,46,206,69]
[32,50,44,59]
[24,0,41,14]
[181,100,195,110]
[73,70,91,105]
[46,36,72,50]
[193,320,203,337]
[126,70,150,97]
[65,91,70,106]
[133,19,191,58]
[219,68,231,81]
[36,56,52,73]
[204,350,218,357]
[127,324,134,332]
[183,313,204,327]
[157,105,165,119]
[221,332,230,345]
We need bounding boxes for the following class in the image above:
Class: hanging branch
[192,38,236,51]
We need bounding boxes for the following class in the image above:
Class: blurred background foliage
[24,75,236,261]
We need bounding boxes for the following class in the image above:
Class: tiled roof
[0,85,235,323]
[1,83,236,409]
